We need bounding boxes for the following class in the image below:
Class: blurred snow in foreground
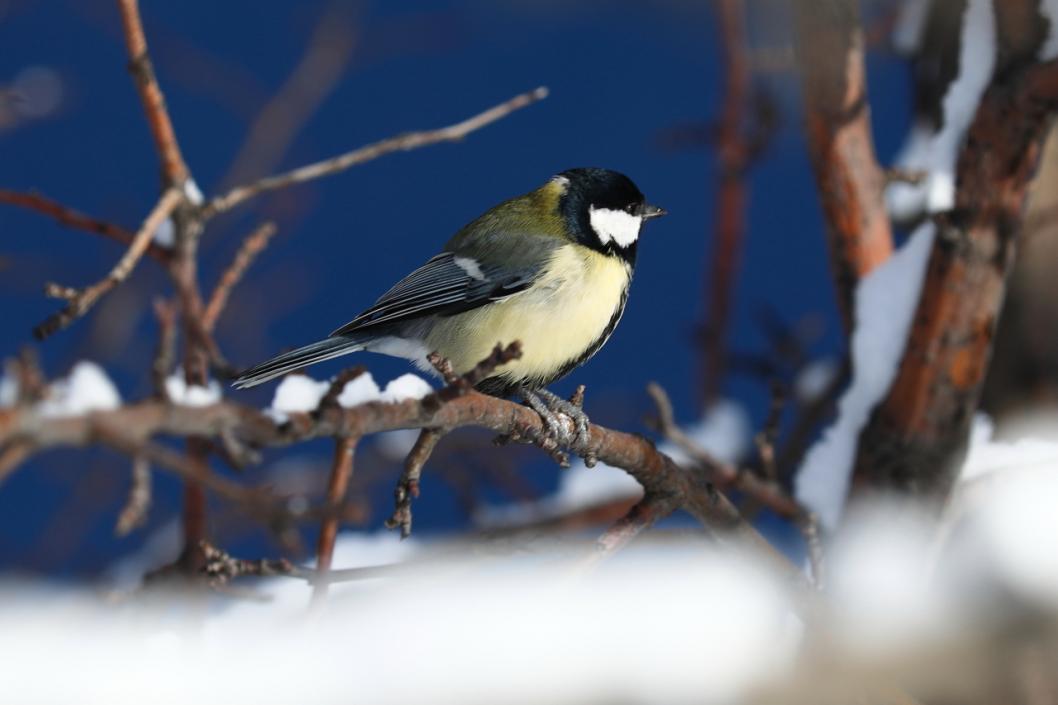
[3,417,1058,703]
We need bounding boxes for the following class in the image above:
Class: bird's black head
[555,167,666,264]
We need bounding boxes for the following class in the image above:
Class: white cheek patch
[453,256,486,280]
[589,206,642,248]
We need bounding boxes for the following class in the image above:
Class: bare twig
[318,366,368,411]
[202,222,277,332]
[200,540,301,587]
[0,189,171,261]
[425,342,523,410]
[800,511,825,589]
[114,455,151,536]
[0,441,32,486]
[34,188,182,339]
[703,0,752,406]
[117,0,190,186]
[646,382,806,521]
[385,428,444,539]
[593,492,680,560]
[150,298,177,400]
[754,380,785,482]
[201,87,549,218]
[313,435,359,603]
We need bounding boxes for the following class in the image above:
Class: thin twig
[313,435,359,604]
[202,222,277,331]
[34,188,181,339]
[424,342,522,411]
[202,87,549,218]
[385,428,444,539]
[754,380,785,482]
[0,189,170,261]
[702,0,752,406]
[151,298,177,400]
[799,511,825,589]
[200,540,301,587]
[0,441,32,486]
[318,367,368,411]
[592,492,678,560]
[646,382,806,520]
[114,455,151,536]
[116,0,190,186]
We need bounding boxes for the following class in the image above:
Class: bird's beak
[639,203,667,220]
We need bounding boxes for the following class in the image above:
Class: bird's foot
[519,385,596,467]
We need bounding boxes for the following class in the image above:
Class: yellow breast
[424,244,631,385]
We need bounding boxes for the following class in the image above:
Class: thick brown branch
[0,382,776,560]
[201,87,549,218]
[34,188,182,339]
[0,189,170,261]
[117,0,190,186]
[851,60,1058,503]
[202,222,277,332]
[793,0,893,331]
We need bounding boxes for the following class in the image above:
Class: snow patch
[795,224,935,529]
[380,374,433,403]
[892,0,932,54]
[268,375,330,418]
[376,429,422,460]
[37,361,121,418]
[886,0,997,221]
[795,358,839,404]
[266,371,418,421]
[152,217,175,247]
[337,372,381,407]
[1040,0,1058,60]
[0,372,17,407]
[165,373,222,407]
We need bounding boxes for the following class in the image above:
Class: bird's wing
[330,251,541,336]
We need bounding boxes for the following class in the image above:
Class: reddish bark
[852,61,1058,502]
[793,0,894,331]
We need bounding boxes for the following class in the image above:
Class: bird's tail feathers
[232,336,365,389]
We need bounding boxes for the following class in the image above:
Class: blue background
[0,0,910,576]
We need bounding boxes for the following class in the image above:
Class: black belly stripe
[475,284,630,397]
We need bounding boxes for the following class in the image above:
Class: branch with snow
[0,346,793,576]
[852,58,1058,505]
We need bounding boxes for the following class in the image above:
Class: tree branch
[0,189,171,261]
[851,60,1058,503]
[117,0,190,187]
[313,435,358,603]
[0,371,784,564]
[201,86,549,218]
[34,188,182,339]
[793,0,893,331]
[202,222,276,332]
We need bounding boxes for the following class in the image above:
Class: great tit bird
[233,167,665,433]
